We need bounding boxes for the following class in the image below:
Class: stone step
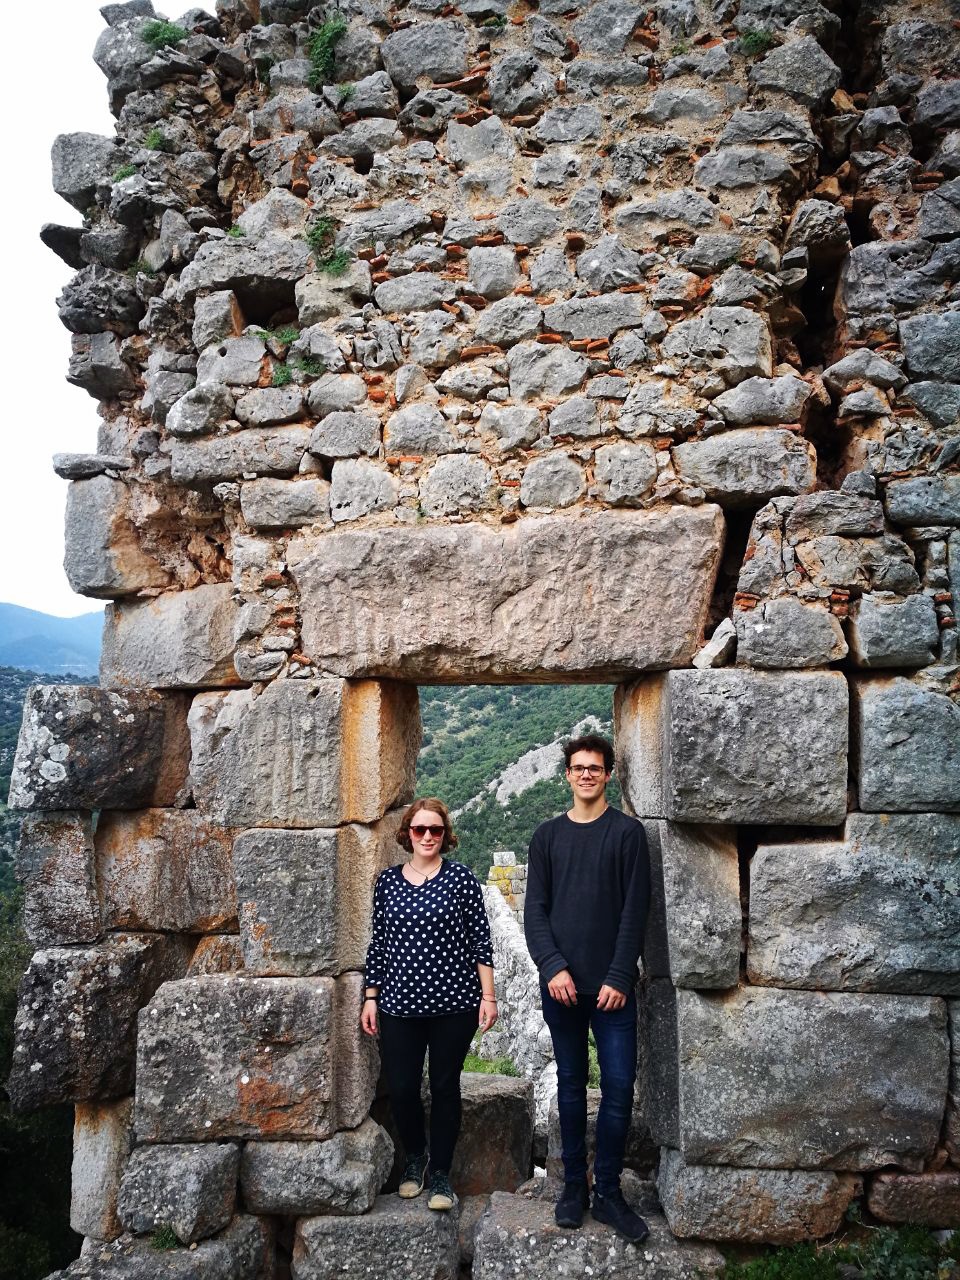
[292,1194,459,1279]
[472,1188,725,1280]
[46,1216,271,1280]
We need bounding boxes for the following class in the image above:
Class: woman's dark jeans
[379,1007,479,1173]
[540,982,637,1195]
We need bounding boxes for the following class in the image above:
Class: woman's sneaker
[398,1153,428,1198]
[427,1169,457,1211]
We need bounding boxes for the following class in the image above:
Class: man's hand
[547,969,578,1006]
[596,984,626,1011]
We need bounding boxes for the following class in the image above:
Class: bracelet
[481,995,497,1002]
[363,996,378,1004]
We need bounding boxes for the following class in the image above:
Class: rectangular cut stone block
[96,809,238,934]
[657,1149,858,1244]
[664,670,848,824]
[232,812,401,975]
[748,813,960,994]
[293,1195,460,1280]
[188,679,420,827]
[614,675,668,819]
[100,583,242,690]
[287,508,725,680]
[440,1073,534,1196]
[47,1215,272,1280]
[134,973,376,1141]
[189,935,246,976]
[660,822,741,989]
[948,1000,960,1164]
[9,685,191,812]
[71,1097,133,1241]
[673,986,947,1170]
[64,475,171,600]
[472,1190,725,1280]
[241,1118,394,1215]
[118,1142,240,1244]
[9,935,192,1110]
[16,812,102,946]
[867,1172,960,1228]
[852,677,960,812]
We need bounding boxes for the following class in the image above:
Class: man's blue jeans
[540,981,638,1194]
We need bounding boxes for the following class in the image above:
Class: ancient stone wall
[10,0,960,1271]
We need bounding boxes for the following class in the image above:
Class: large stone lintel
[287,507,725,681]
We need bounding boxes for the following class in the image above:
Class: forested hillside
[417,685,622,878]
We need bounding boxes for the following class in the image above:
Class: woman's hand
[479,995,499,1032]
[360,997,379,1036]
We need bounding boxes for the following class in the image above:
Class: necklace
[404,859,442,885]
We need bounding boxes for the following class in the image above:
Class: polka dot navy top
[364,860,494,1017]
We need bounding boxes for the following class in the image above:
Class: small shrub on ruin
[305,216,336,252]
[227,224,245,238]
[142,19,189,51]
[739,28,775,56]
[128,258,156,278]
[144,127,172,153]
[671,37,691,54]
[483,13,507,30]
[272,326,300,346]
[291,355,327,378]
[111,163,138,182]
[307,14,348,89]
[149,1226,178,1252]
[338,82,356,105]
[317,247,352,277]
[254,56,274,90]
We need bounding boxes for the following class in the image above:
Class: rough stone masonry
[8,0,960,1273]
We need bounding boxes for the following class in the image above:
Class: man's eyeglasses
[568,765,606,777]
[410,824,445,838]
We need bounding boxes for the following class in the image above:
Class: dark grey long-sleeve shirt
[524,806,651,995]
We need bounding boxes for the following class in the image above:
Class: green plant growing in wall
[307,14,348,89]
[254,55,275,90]
[338,81,356,106]
[227,223,245,237]
[739,27,775,56]
[128,258,156,278]
[272,363,293,387]
[149,1226,178,1252]
[291,355,327,377]
[483,13,507,30]
[111,163,138,182]
[317,247,352,277]
[144,127,172,152]
[142,19,189,50]
[305,215,336,252]
[671,37,691,54]
[272,325,301,346]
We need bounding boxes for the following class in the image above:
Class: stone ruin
[7,0,960,1272]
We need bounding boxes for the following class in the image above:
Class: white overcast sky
[1,1,119,618]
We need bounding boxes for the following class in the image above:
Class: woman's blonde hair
[396,797,459,853]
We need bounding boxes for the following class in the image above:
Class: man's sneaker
[555,1181,590,1229]
[427,1169,457,1211]
[398,1153,428,1198]
[591,1189,650,1243]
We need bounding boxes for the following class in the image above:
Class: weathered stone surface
[748,813,960,995]
[658,823,740,989]
[384,403,458,454]
[241,1117,393,1215]
[520,454,584,510]
[662,308,773,385]
[420,455,497,516]
[542,292,646,340]
[294,1194,460,1279]
[118,1143,240,1244]
[135,974,376,1142]
[240,478,330,529]
[374,272,457,314]
[713,376,812,426]
[885,475,960,527]
[47,1215,271,1280]
[165,383,236,438]
[507,341,588,399]
[478,403,543,450]
[664,670,848,824]
[235,386,304,427]
[442,1074,533,1196]
[8,686,190,812]
[196,336,267,388]
[948,1001,960,1163]
[475,297,542,347]
[96,810,237,935]
[9,934,191,1110]
[67,332,138,399]
[848,592,939,667]
[52,132,124,211]
[64,476,171,599]
[287,508,724,680]
[694,147,793,189]
[749,36,840,106]
[852,678,960,812]
[170,427,313,484]
[900,310,960,383]
[672,430,816,509]
[380,20,468,87]
[188,679,419,828]
[669,986,947,1169]
[16,812,101,947]
[72,1097,133,1241]
[735,597,847,669]
[232,813,401,976]
[867,1172,960,1228]
[329,460,400,522]
[473,1191,725,1279]
[595,443,658,505]
[309,412,380,459]
[296,263,372,325]
[100,584,240,690]
[657,1149,857,1244]
[177,236,313,309]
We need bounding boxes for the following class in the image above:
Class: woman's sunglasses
[410,824,445,838]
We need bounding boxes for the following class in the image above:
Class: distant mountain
[0,604,103,677]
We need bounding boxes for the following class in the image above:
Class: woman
[361,797,497,1211]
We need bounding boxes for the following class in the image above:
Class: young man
[524,732,651,1242]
